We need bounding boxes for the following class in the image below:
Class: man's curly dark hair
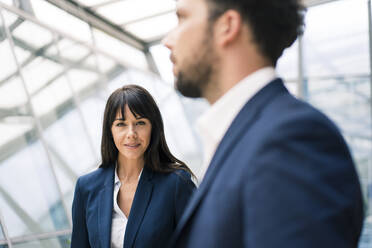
[206,0,306,66]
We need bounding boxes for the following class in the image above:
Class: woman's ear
[214,10,243,47]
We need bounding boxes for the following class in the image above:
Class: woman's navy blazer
[71,165,195,248]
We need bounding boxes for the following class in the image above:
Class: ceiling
[44,0,339,53]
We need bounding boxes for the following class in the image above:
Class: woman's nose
[127,125,137,138]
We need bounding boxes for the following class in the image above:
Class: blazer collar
[124,166,154,248]
[98,165,115,248]
[172,78,288,242]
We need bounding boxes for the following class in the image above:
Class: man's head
[163,0,305,100]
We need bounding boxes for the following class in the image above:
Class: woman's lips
[125,144,140,149]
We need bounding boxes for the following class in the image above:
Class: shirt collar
[197,67,276,142]
[114,162,120,186]
[114,162,144,186]
[195,67,276,180]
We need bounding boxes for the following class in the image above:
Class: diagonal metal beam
[45,0,146,51]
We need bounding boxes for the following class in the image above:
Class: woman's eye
[116,122,126,127]
[136,121,145,126]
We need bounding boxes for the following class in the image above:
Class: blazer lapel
[124,167,154,248]
[173,79,288,240]
[98,166,115,248]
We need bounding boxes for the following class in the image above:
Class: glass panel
[125,12,177,41]
[1,7,17,24]
[0,224,4,239]
[0,114,33,149]
[0,135,70,237]
[31,77,73,116]
[0,245,8,248]
[1,0,13,6]
[303,1,371,248]
[22,57,64,95]
[67,69,99,93]
[149,44,174,85]
[284,82,298,97]
[48,39,91,61]
[96,54,117,73]
[277,40,299,82]
[11,21,54,48]
[31,0,92,44]
[12,235,70,248]
[0,73,28,111]
[0,40,17,81]
[92,28,148,70]
[304,0,369,77]
[97,0,175,25]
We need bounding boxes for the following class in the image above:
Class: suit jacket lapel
[98,166,115,248]
[173,79,288,240]
[124,167,154,248]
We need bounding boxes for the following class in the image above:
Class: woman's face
[111,105,152,162]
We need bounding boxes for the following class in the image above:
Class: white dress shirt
[111,165,143,248]
[196,67,276,182]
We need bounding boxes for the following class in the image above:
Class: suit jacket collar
[124,166,154,248]
[98,165,115,248]
[97,165,154,248]
[172,78,288,242]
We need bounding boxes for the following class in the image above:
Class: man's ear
[214,10,242,47]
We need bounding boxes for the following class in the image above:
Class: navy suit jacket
[171,79,364,248]
[71,165,195,248]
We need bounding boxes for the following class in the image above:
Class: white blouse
[110,166,142,248]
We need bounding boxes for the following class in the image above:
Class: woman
[71,85,196,248]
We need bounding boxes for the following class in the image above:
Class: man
[163,0,364,247]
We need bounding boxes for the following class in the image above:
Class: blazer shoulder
[171,169,194,184]
[171,170,196,192]
[152,169,195,189]
[264,91,342,134]
[76,167,111,192]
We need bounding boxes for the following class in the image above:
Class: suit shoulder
[264,92,342,135]
[172,170,196,191]
[76,167,109,192]
[78,167,105,182]
[153,169,195,188]
[170,169,193,184]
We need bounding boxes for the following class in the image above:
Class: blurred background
[0,0,370,247]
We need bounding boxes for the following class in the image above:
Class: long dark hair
[100,84,194,177]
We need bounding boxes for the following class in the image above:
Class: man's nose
[162,31,173,50]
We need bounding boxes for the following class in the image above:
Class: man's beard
[175,34,217,98]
